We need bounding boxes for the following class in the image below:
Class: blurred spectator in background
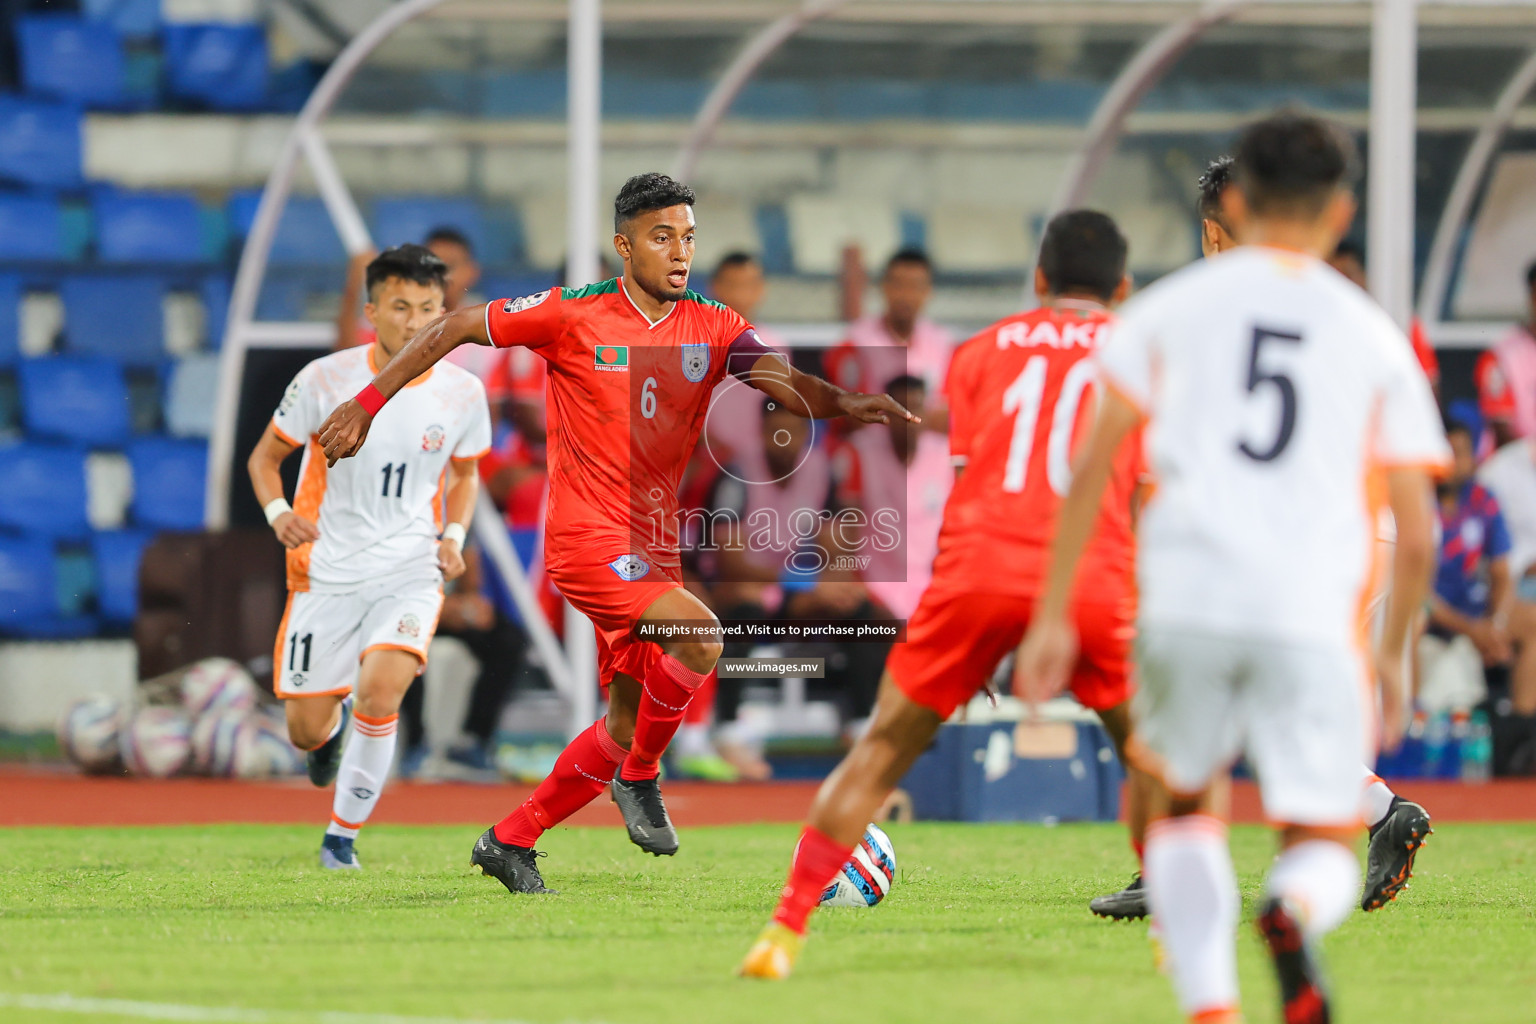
[704,253,784,468]
[1328,239,1440,394]
[825,248,954,432]
[1423,417,1514,716]
[831,374,951,619]
[399,543,528,775]
[1476,260,1536,448]
[1477,429,1536,717]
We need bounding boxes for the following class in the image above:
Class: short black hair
[1037,210,1128,302]
[1198,156,1235,227]
[614,172,696,233]
[1233,111,1357,217]
[713,252,759,277]
[885,247,932,276]
[1525,258,1536,291]
[425,226,474,255]
[1333,238,1365,264]
[885,373,926,397]
[366,243,448,300]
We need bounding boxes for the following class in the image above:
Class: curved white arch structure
[1048,0,1250,217]
[1417,46,1536,330]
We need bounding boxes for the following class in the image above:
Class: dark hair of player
[1525,258,1536,291]
[713,251,759,277]
[425,226,474,255]
[884,373,926,397]
[1036,209,1128,303]
[885,247,932,276]
[1233,112,1357,218]
[1333,238,1365,264]
[1197,156,1235,229]
[365,244,448,300]
[614,172,697,233]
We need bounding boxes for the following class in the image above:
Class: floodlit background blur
[4,0,1536,795]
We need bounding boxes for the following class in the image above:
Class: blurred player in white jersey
[1019,114,1448,1024]
[248,245,492,869]
[1089,154,1438,924]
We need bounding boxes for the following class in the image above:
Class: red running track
[1,767,1532,827]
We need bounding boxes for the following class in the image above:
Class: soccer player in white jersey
[1089,155,1436,923]
[248,245,492,869]
[1018,114,1449,1024]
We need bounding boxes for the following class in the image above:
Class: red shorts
[887,585,1134,719]
[547,552,681,688]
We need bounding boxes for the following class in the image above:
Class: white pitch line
[0,993,616,1024]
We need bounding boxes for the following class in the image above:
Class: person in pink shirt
[833,374,952,619]
[824,248,956,433]
[1477,260,1536,448]
[702,253,789,467]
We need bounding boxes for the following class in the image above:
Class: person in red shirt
[318,173,912,893]
[739,210,1140,979]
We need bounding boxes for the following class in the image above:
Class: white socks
[1266,839,1360,939]
[673,723,713,759]
[1145,815,1240,1020]
[1359,768,1396,829]
[326,710,398,840]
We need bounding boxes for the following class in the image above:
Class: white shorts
[1132,625,1372,827]
[274,578,444,699]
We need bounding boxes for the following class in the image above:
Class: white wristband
[442,522,468,546]
[263,498,293,526]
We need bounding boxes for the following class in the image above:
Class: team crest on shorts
[681,343,709,383]
[397,613,422,639]
[421,424,446,452]
[289,672,306,688]
[608,555,651,581]
[502,290,550,315]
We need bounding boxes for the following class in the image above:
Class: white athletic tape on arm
[442,522,468,546]
[263,499,293,526]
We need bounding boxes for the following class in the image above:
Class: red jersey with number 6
[933,301,1140,603]
[483,278,769,575]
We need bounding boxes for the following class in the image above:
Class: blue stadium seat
[369,197,493,261]
[0,442,90,540]
[91,528,152,624]
[18,15,129,109]
[0,534,56,635]
[94,191,204,263]
[0,97,82,189]
[56,545,95,617]
[128,437,206,530]
[19,356,132,447]
[84,0,161,39]
[201,275,229,347]
[163,23,270,111]
[60,274,165,365]
[0,275,22,369]
[227,192,345,267]
[0,193,67,262]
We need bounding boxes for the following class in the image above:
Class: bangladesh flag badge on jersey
[594,345,629,371]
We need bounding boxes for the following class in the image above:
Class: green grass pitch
[1,822,1532,1024]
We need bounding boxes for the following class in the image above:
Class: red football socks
[619,654,709,781]
[493,718,627,848]
[772,826,853,936]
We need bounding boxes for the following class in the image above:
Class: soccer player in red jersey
[317,173,913,892]
[739,210,1142,979]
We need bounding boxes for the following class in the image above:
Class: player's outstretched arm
[247,425,320,549]
[438,457,480,582]
[1014,390,1141,704]
[742,352,918,425]
[317,305,491,465]
[1379,467,1437,752]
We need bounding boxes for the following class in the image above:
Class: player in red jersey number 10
[317,173,915,893]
